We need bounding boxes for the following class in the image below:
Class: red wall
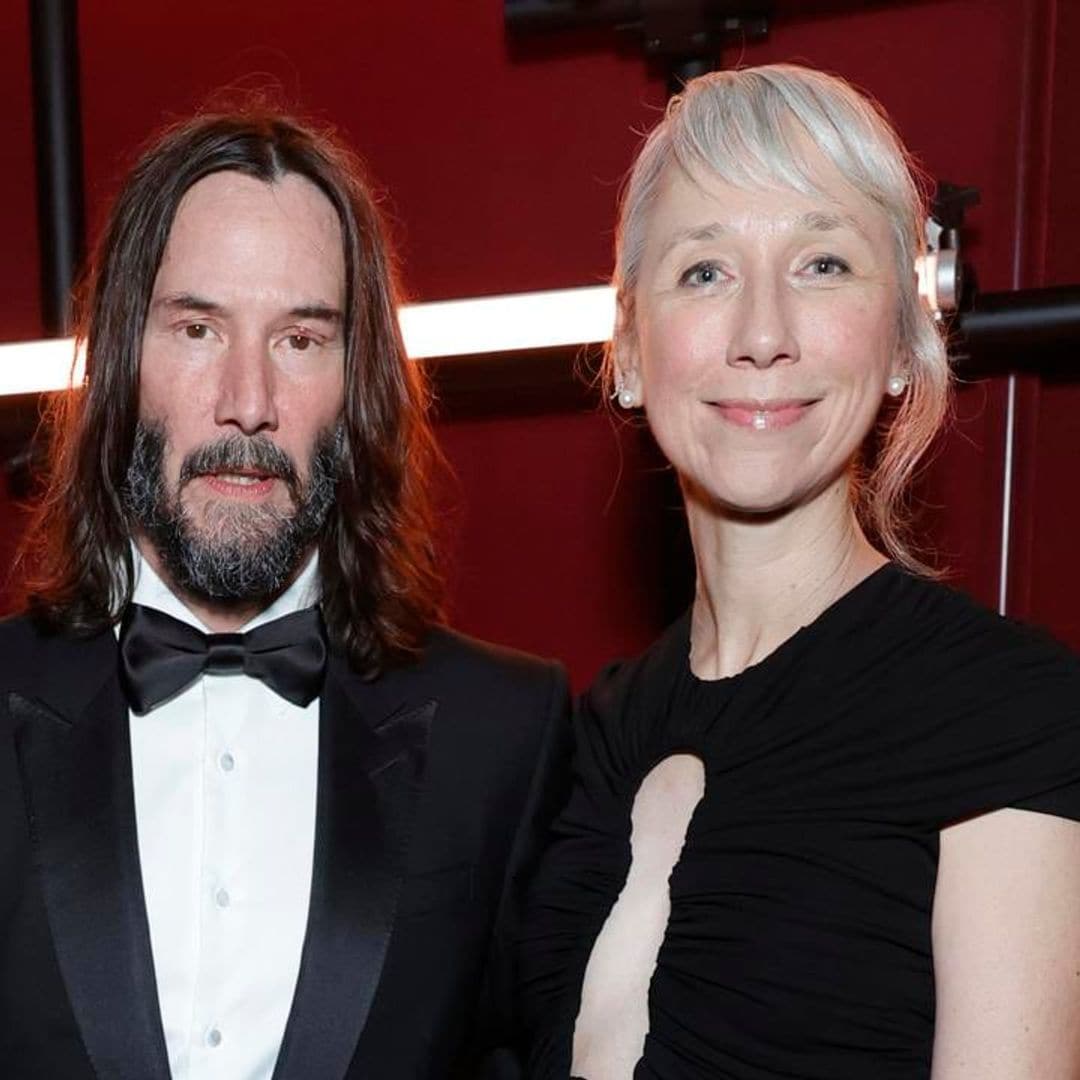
[1007,0,1080,645]
[0,1,40,343]
[1,0,1077,687]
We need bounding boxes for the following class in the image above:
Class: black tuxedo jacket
[0,614,569,1079]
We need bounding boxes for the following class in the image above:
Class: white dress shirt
[127,551,320,1080]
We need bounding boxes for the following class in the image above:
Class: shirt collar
[130,542,320,633]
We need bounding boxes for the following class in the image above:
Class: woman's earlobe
[612,353,642,408]
[611,315,642,409]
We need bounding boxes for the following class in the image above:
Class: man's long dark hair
[16,108,443,677]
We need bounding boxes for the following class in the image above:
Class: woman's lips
[708,398,819,431]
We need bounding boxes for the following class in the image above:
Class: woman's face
[621,149,903,516]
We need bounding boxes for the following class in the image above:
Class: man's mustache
[179,435,301,501]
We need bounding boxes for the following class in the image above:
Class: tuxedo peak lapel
[12,674,170,1080]
[272,657,436,1080]
[8,623,119,724]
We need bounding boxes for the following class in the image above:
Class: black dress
[515,564,1080,1079]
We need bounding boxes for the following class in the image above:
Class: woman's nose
[724,277,800,370]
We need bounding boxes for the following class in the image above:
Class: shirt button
[215,888,231,909]
[206,1027,222,1048]
[219,752,235,772]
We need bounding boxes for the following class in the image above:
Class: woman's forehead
[646,158,886,239]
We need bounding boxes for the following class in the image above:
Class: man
[0,111,567,1079]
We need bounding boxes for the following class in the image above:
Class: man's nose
[724,275,800,370]
[213,336,279,435]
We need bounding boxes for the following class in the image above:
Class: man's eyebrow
[153,292,225,315]
[150,295,343,324]
[288,304,343,324]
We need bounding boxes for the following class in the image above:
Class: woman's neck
[685,477,886,680]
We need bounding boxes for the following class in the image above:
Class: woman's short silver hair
[609,64,949,573]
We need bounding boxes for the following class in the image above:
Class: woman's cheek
[641,318,715,401]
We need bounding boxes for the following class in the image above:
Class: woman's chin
[681,474,811,520]
[678,455,855,522]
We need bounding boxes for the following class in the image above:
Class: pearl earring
[887,375,908,397]
[614,379,637,409]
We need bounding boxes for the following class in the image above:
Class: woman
[515,66,1080,1078]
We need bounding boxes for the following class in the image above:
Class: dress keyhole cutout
[571,753,706,1080]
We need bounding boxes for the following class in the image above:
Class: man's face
[130,170,347,604]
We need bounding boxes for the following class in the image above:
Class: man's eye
[680,262,723,287]
[289,334,313,351]
[184,323,209,340]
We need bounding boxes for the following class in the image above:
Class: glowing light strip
[0,285,617,398]
[0,337,86,396]
[400,285,615,359]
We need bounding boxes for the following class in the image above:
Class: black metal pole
[29,0,85,337]
[956,286,1080,353]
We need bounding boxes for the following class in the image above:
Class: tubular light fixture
[0,285,618,399]
[0,336,87,397]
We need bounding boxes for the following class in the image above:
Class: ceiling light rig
[506,0,770,93]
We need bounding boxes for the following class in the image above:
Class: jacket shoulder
[0,613,61,684]
[0,611,45,647]
[420,624,566,699]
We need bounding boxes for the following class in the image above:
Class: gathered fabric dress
[515,564,1080,1079]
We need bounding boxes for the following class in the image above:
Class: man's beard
[122,421,342,607]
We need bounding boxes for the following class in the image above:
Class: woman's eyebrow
[660,210,869,253]
[658,222,728,261]
[795,210,870,238]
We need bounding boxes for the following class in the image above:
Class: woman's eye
[680,262,723,287]
[807,255,851,276]
[288,334,313,351]
[184,323,209,340]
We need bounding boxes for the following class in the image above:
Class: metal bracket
[917,182,980,318]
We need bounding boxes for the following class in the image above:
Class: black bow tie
[119,603,327,715]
